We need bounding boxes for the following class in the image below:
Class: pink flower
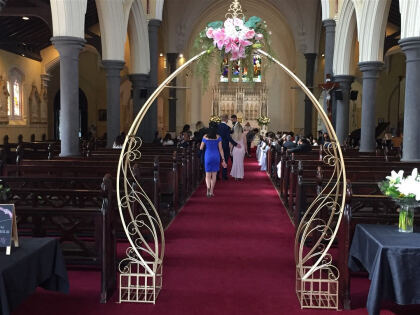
[239,39,253,47]
[255,33,264,41]
[206,28,214,39]
[225,40,237,53]
[213,29,226,50]
[230,44,240,60]
[243,29,255,40]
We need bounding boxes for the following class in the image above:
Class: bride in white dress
[230,124,247,180]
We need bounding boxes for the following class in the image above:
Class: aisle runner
[15,158,414,314]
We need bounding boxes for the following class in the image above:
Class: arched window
[7,68,24,119]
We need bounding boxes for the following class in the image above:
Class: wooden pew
[4,174,116,303]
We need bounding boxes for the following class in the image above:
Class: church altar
[211,83,268,128]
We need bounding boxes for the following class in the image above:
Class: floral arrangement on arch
[192,0,272,88]
[209,115,222,124]
[257,116,270,126]
[379,168,420,202]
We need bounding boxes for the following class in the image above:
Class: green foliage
[379,181,402,199]
[207,21,224,29]
[244,16,262,28]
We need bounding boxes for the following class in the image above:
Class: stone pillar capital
[129,73,149,88]
[102,60,125,76]
[333,74,354,82]
[322,19,336,29]
[51,36,85,56]
[358,61,384,75]
[304,52,317,61]
[149,19,162,29]
[399,36,420,50]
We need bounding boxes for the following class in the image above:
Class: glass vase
[398,204,415,233]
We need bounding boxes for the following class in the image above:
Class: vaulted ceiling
[0,0,99,61]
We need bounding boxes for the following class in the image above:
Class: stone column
[103,60,124,148]
[334,75,354,144]
[399,37,420,161]
[167,53,178,132]
[51,36,85,157]
[358,62,383,152]
[304,53,317,136]
[129,73,150,139]
[323,19,336,114]
[146,19,161,139]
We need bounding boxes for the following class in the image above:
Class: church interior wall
[0,49,46,142]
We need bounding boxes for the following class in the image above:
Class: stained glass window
[7,68,23,119]
[231,60,241,82]
[220,54,262,83]
[220,56,229,82]
[13,80,20,116]
[7,81,10,116]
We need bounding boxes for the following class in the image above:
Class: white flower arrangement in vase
[379,168,420,233]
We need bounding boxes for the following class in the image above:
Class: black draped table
[349,224,420,315]
[0,238,69,315]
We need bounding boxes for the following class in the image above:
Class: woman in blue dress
[200,125,227,197]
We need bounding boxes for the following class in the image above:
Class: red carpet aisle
[14,158,419,314]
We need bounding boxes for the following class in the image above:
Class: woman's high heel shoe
[207,188,211,198]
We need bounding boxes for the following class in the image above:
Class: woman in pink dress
[230,123,247,180]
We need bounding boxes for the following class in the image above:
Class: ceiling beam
[0,6,52,30]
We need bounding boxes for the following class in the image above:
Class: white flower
[411,168,418,180]
[386,170,404,185]
[396,176,420,200]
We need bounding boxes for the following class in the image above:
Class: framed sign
[0,204,19,255]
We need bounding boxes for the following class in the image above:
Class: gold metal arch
[117,49,346,309]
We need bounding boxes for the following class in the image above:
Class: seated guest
[178,124,191,141]
[112,132,126,149]
[179,131,191,148]
[288,138,312,153]
[283,135,297,150]
[323,132,331,147]
[317,131,324,145]
[162,133,174,146]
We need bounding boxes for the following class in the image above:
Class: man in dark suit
[287,138,312,153]
[218,114,241,180]
[230,114,238,131]
[283,135,297,150]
